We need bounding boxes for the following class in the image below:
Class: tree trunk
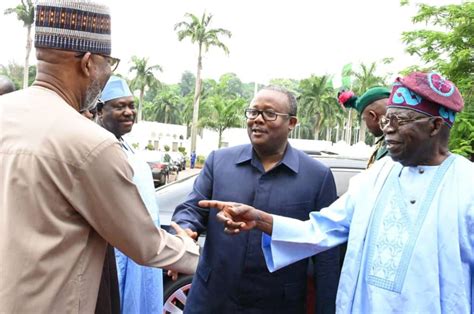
[190,44,203,153]
[359,119,367,143]
[137,88,144,122]
[345,109,353,144]
[23,25,32,89]
[313,114,321,140]
[326,127,332,141]
[313,125,320,140]
[218,129,223,148]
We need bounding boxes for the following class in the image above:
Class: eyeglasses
[244,108,294,121]
[379,114,432,129]
[75,52,120,72]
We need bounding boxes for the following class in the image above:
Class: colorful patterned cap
[388,72,464,127]
[35,0,112,56]
[355,86,390,114]
[101,76,132,103]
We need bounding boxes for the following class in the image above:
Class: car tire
[163,275,193,314]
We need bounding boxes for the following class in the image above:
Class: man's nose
[382,123,396,135]
[253,112,266,123]
[123,107,134,116]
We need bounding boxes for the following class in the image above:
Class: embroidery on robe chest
[364,155,455,293]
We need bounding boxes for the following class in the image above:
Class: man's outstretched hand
[198,200,273,235]
[167,223,198,281]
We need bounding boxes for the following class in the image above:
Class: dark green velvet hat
[355,87,390,114]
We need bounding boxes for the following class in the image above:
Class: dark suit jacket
[173,144,340,314]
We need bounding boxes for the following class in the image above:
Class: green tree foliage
[298,75,344,140]
[0,62,36,89]
[402,2,474,159]
[175,12,232,152]
[141,100,156,121]
[153,85,182,124]
[200,96,246,148]
[178,146,187,156]
[129,56,162,122]
[179,71,196,96]
[4,0,34,89]
[216,73,245,98]
[351,62,387,95]
[269,78,300,95]
[199,74,247,147]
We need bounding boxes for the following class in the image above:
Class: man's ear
[289,116,298,130]
[80,52,92,77]
[368,110,378,122]
[430,117,444,136]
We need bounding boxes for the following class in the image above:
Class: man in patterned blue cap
[97,76,164,314]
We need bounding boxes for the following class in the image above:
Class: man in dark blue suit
[172,86,340,313]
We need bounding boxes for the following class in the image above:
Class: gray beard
[82,79,102,112]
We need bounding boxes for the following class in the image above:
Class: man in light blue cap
[97,75,164,314]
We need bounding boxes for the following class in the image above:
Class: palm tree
[4,0,34,89]
[153,86,182,124]
[129,56,162,122]
[200,95,245,148]
[175,12,231,153]
[298,75,339,140]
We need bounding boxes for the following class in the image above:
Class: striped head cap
[35,0,112,55]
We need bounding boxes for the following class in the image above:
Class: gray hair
[261,85,297,116]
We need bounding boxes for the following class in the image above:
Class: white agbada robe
[262,154,473,313]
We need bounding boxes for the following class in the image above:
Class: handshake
[167,200,274,280]
[198,200,274,235]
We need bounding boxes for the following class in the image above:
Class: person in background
[97,76,164,314]
[172,86,340,313]
[354,87,390,166]
[190,151,197,169]
[0,75,16,95]
[338,87,390,167]
[0,1,199,312]
[202,72,473,313]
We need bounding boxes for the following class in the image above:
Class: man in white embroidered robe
[200,72,474,313]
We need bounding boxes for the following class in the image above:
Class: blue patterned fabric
[366,155,455,293]
[263,155,473,313]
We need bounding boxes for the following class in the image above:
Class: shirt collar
[375,135,385,144]
[235,143,299,174]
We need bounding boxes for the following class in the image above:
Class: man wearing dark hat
[0,1,199,312]
[0,75,16,95]
[338,86,390,167]
[354,87,390,166]
[200,72,474,312]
